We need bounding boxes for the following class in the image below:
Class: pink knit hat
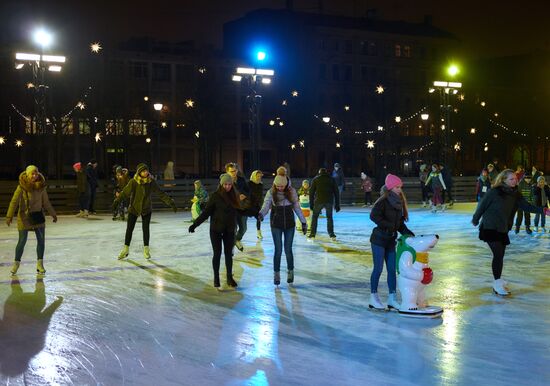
[73,162,82,171]
[385,174,403,190]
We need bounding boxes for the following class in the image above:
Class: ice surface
[0,204,549,385]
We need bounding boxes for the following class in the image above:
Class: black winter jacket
[248,181,264,209]
[193,190,248,233]
[86,164,98,189]
[310,171,340,208]
[369,197,413,247]
[533,185,550,207]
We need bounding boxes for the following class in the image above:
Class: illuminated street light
[161,122,167,128]
[153,103,163,111]
[33,29,53,48]
[145,137,152,143]
[395,116,401,123]
[344,105,350,111]
[195,131,200,138]
[90,42,102,53]
[421,113,429,120]
[290,143,296,150]
[322,117,330,123]
[336,142,341,148]
[299,140,305,147]
[447,64,460,77]
[454,142,461,151]
[143,96,149,101]
[470,128,476,134]
[269,120,275,126]
[480,101,486,107]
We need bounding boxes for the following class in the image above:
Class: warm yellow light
[144,96,149,101]
[470,128,476,134]
[185,99,195,108]
[421,113,429,120]
[376,85,385,94]
[344,105,350,111]
[0,136,5,145]
[153,103,163,111]
[494,112,499,117]
[336,142,341,148]
[269,120,275,126]
[279,121,284,126]
[395,116,401,123]
[90,42,102,53]
[335,128,341,134]
[447,64,459,77]
[161,122,167,128]
[195,131,200,138]
[377,125,384,131]
[367,140,375,149]
[480,101,486,107]
[27,83,35,89]
[290,143,296,149]
[322,117,330,123]
[146,137,151,143]
[77,102,85,110]
[291,90,298,97]
[459,94,465,101]
[95,133,101,142]
[454,142,461,151]
[299,140,305,147]
[15,139,24,147]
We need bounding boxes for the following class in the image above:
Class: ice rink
[1,204,549,385]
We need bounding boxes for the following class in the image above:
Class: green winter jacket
[114,176,175,216]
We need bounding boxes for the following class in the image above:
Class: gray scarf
[387,191,403,211]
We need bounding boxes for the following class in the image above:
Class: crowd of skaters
[3,158,549,306]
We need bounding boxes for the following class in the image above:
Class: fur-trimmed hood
[18,171,46,192]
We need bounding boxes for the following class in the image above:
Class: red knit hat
[73,162,82,171]
[385,174,403,190]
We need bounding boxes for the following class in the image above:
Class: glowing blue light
[257,51,266,61]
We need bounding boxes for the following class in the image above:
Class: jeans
[79,192,89,211]
[210,229,235,278]
[370,243,396,293]
[125,212,152,246]
[310,203,334,237]
[15,228,45,261]
[534,210,546,227]
[235,214,248,241]
[271,227,295,272]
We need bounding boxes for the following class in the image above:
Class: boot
[83,209,89,218]
[526,227,533,235]
[514,226,520,234]
[235,240,244,251]
[10,261,20,275]
[534,226,539,233]
[213,274,220,289]
[431,205,437,213]
[76,210,84,217]
[287,270,294,284]
[274,271,281,286]
[421,201,427,208]
[143,246,151,259]
[36,259,46,274]
[493,278,510,296]
[368,293,386,310]
[257,230,263,240]
[118,245,129,260]
[387,293,400,311]
[227,275,238,288]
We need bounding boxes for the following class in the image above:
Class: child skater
[259,174,307,286]
[248,170,265,239]
[189,173,248,289]
[368,174,414,310]
[297,179,312,233]
[113,163,177,260]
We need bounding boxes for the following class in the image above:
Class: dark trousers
[210,229,234,278]
[79,192,89,211]
[125,212,152,246]
[442,188,453,203]
[487,241,506,279]
[364,192,372,205]
[515,209,531,228]
[235,214,247,241]
[420,182,429,202]
[310,203,334,237]
[15,228,45,261]
[88,186,97,212]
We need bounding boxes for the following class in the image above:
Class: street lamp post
[432,80,462,165]
[153,103,163,178]
[232,67,274,171]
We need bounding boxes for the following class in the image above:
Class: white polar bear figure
[396,234,443,318]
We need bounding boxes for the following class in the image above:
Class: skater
[487,163,498,183]
[73,162,89,218]
[475,168,491,202]
[6,165,58,275]
[225,162,250,251]
[113,163,177,260]
[309,168,340,239]
[113,166,130,221]
[425,164,447,212]
[258,174,307,285]
[472,169,549,296]
[515,165,525,181]
[188,173,244,289]
[419,164,430,208]
[86,159,99,214]
[248,170,264,240]
[297,179,312,232]
[191,180,209,221]
[332,162,345,196]
[163,161,175,187]
[533,176,549,232]
[368,174,414,310]
[530,165,543,182]
[439,164,454,206]
[514,174,534,234]
[361,172,373,207]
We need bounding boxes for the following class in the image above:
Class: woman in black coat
[472,169,548,296]
[368,174,414,311]
[188,173,243,289]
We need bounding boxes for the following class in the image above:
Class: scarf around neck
[387,191,403,211]
[134,173,152,185]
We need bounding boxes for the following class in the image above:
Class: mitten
[421,267,433,285]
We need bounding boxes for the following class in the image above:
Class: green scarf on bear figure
[396,235,417,274]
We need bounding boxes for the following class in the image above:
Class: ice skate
[431,205,437,214]
[117,245,129,260]
[421,201,427,208]
[492,279,511,296]
[526,227,533,235]
[542,227,547,233]
[227,275,238,288]
[76,210,84,217]
[274,271,281,286]
[83,210,89,218]
[514,226,520,234]
[368,293,386,310]
[36,259,46,274]
[287,270,294,284]
[387,293,400,311]
[534,226,539,232]
[257,230,263,240]
[329,234,337,241]
[10,261,20,275]
[143,246,151,259]
[214,275,221,289]
[235,240,244,251]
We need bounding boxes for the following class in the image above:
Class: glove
[335,205,340,213]
[52,215,58,223]
[472,219,479,226]
[301,222,307,235]
[421,267,433,285]
[188,224,196,233]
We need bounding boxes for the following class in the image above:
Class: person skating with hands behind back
[472,169,550,296]
[368,174,414,310]
[258,175,307,286]
[113,163,177,260]
[6,165,57,275]
[188,173,247,289]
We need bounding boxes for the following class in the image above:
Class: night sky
[1,0,548,59]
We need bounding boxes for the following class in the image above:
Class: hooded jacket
[7,172,56,230]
